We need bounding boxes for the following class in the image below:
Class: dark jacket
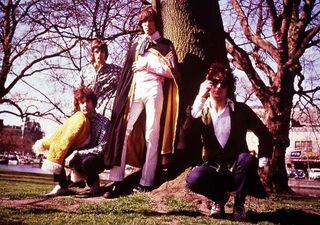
[184,101,273,167]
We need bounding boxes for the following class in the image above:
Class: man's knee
[186,166,209,190]
[235,153,258,171]
[81,156,104,174]
[239,152,256,163]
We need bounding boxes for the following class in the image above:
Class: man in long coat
[104,6,180,194]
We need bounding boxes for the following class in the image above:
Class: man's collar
[143,31,161,41]
[205,98,235,111]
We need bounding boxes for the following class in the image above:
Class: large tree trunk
[157,0,228,109]
[155,0,228,167]
[263,71,295,192]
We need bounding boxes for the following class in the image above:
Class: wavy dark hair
[206,62,236,101]
[74,86,97,112]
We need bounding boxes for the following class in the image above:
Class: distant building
[286,105,320,170]
[0,118,44,154]
[246,105,320,172]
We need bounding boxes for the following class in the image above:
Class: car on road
[288,169,306,179]
[308,168,320,180]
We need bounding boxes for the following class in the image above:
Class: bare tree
[0,0,142,130]
[155,0,319,193]
[221,0,320,192]
[1,0,81,123]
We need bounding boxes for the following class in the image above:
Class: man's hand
[259,157,269,168]
[132,60,147,72]
[198,80,212,99]
[65,151,78,168]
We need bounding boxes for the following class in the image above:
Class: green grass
[0,170,319,225]
[0,170,54,199]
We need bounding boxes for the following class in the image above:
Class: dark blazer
[184,101,273,166]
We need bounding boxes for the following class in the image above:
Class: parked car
[308,168,320,180]
[288,169,306,179]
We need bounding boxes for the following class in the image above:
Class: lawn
[0,169,319,225]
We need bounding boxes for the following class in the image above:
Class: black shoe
[103,182,122,199]
[132,184,152,193]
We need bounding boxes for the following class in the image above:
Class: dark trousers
[54,154,105,188]
[186,153,264,206]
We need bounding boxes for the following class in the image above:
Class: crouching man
[184,62,273,221]
[33,86,110,197]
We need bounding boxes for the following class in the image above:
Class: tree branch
[225,32,272,104]
[230,0,280,63]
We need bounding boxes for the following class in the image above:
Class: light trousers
[109,80,163,187]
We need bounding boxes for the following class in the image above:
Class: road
[288,178,320,197]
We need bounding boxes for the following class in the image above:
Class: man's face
[93,48,106,65]
[79,98,95,118]
[209,72,228,100]
[141,17,157,36]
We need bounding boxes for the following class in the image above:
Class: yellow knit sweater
[34,112,90,165]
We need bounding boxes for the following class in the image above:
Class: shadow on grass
[115,207,319,225]
[0,208,64,225]
[247,208,320,225]
[0,218,27,225]
[122,209,203,217]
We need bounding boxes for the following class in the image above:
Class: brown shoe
[232,205,246,221]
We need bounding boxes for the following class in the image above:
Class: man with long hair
[103,6,180,197]
[80,38,121,118]
[185,62,273,221]
[33,86,110,197]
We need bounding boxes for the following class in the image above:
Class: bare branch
[230,0,280,63]
[225,32,272,104]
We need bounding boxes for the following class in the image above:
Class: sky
[0,105,59,138]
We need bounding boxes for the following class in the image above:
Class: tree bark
[157,0,228,110]
[224,0,320,193]
[156,0,228,167]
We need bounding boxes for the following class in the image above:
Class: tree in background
[222,0,320,192]
[0,0,141,126]
[156,0,319,193]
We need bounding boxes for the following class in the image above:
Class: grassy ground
[0,169,320,225]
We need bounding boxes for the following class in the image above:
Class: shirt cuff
[191,95,206,118]
[259,157,269,168]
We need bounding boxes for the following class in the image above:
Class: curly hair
[73,86,98,112]
[206,62,236,101]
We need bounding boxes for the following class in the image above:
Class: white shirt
[134,32,174,99]
[191,95,234,148]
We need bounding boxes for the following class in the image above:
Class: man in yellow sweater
[33,86,110,197]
